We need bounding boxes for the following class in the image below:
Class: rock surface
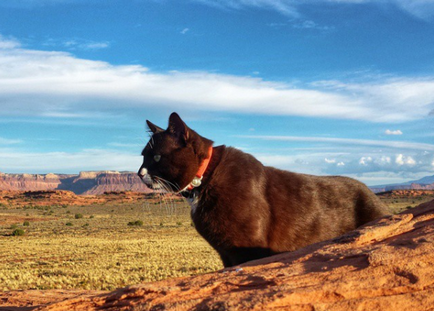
[2,200,434,311]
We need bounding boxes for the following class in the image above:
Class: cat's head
[138,112,213,192]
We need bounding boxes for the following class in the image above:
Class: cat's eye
[154,155,161,162]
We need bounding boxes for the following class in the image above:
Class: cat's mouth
[138,167,157,189]
[138,168,169,192]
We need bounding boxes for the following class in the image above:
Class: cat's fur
[139,113,390,267]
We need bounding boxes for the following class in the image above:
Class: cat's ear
[146,120,164,134]
[168,112,189,142]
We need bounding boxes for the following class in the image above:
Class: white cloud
[1,35,434,122]
[359,156,372,165]
[385,129,403,135]
[0,35,20,49]
[395,154,416,166]
[181,28,190,34]
[325,158,336,163]
[337,161,345,166]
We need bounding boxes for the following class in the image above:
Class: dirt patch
[0,215,57,226]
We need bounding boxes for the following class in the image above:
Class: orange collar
[186,146,213,191]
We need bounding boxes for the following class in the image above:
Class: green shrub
[90,215,95,219]
[127,220,143,226]
[75,213,83,219]
[23,221,30,226]
[10,224,18,229]
[12,229,25,236]
[65,222,73,226]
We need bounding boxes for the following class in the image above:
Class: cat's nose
[138,167,148,178]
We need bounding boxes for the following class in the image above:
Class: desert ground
[0,191,222,292]
[0,190,433,292]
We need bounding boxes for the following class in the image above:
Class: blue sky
[1,0,434,185]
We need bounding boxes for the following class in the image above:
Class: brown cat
[138,113,389,267]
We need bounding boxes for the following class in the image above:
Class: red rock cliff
[82,172,150,195]
[0,173,63,191]
[0,171,150,195]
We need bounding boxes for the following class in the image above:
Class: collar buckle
[190,176,202,188]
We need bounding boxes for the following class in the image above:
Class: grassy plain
[378,191,434,214]
[1,191,433,291]
[0,198,222,291]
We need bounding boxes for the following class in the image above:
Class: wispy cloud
[240,135,434,151]
[385,129,403,135]
[193,0,434,20]
[0,137,22,145]
[292,20,334,31]
[43,38,110,51]
[267,19,334,32]
[64,40,110,50]
[1,35,434,122]
[180,28,190,34]
[193,0,300,17]
[0,0,84,9]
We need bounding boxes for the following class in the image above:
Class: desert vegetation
[0,190,433,292]
[377,190,434,214]
[0,197,222,291]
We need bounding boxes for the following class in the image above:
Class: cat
[138,112,390,267]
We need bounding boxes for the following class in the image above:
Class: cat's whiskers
[157,177,181,193]
[153,179,180,216]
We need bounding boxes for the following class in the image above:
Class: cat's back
[212,147,388,219]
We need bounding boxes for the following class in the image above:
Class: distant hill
[0,171,151,195]
[370,175,434,193]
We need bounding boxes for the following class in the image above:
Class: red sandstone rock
[0,173,64,191]
[0,171,151,195]
[2,199,434,310]
[82,173,151,195]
